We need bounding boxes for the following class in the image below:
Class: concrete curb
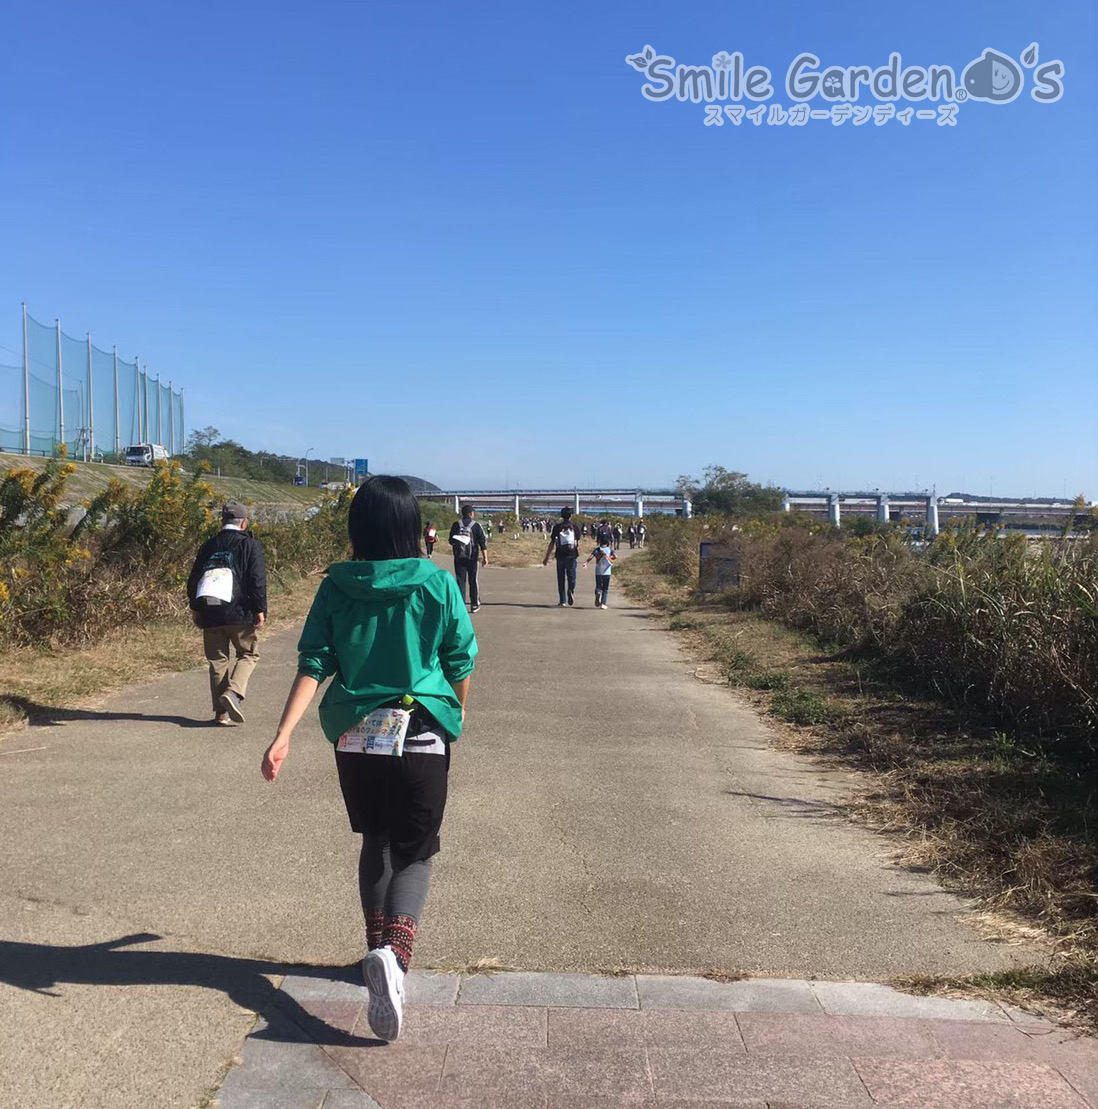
[277,968,1024,1023]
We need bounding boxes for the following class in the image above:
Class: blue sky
[1,0,1095,496]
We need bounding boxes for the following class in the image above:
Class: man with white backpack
[448,504,488,612]
[542,506,581,607]
[187,501,267,725]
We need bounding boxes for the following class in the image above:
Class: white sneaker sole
[363,951,403,1041]
[219,693,245,723]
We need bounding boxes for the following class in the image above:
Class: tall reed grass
[644,515,1098,763]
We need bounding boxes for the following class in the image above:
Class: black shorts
[333,714,451,862]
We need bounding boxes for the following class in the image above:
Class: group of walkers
[520,516,641,548]
[183,481,641,1045]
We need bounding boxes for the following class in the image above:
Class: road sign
[353,458,369,483]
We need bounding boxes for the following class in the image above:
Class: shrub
[0,462,355,648]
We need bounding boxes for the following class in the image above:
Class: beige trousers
[203,624,260,714]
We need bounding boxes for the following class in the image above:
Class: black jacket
[187,527,267,628]
[448,519,487,560]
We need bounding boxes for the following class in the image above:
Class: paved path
[0,561,1076,1108]
[216,967,1098,1108]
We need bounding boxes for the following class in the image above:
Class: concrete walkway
[0,561,1083,1107]
[213,967,1098,1108]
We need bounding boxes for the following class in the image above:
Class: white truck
[124,443,170,467]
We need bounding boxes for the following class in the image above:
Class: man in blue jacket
[187,501,267,724]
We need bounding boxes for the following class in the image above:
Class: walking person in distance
[542,506,581,606]
[449,504,488,612]
[584,536,617,609]
[261,476,477,1042]
[187,501,267,725]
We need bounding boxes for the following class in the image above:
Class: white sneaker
[362,946,405,1041]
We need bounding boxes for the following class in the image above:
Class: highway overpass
[430,487,1091,534]
[434,488,688,517]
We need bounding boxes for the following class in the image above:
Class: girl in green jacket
[262,476,477,1042]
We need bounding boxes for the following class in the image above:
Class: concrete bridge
[435,488,690,518]
[434,487,1089,535]
[783,492,1090,535]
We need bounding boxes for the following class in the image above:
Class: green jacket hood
[326,558,442,602]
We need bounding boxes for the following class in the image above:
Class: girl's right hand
[262,736,289,782]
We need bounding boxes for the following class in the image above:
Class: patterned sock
[383,914,417,973]
[365,909,385,952]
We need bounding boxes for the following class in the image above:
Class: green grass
[746,669,792,691]
[770,687,831,725]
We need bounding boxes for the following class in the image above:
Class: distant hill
[398,475,442,495]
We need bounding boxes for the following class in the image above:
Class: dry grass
[425,956,512,976]
[617,551,1098,1028]
[484,532,555,569]
[0,573,322,741]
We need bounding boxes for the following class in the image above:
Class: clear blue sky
[2,0,1095,496]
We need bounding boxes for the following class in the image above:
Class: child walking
[583,540,616,609]
[261,476,477,1042]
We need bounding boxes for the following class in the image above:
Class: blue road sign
[353,458,369,482]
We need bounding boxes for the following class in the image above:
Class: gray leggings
[358,834,432,921]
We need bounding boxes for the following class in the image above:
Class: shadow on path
[0,695,211,730]
[477,601,562,609]
[723,789,842,823]
[0,932,379,1047]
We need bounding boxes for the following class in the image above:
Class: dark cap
[222,501,248,523]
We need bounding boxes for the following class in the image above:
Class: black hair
[348,475,423,560]
[460,503,474,518]
[561,507,573,519]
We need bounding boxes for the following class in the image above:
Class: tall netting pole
[21,302,30,454]
[180,389,185,456]
[87,332,95,461]
[168,382,174,455]
[56,319,64,454]
[156,373,162,445]
[113,347,120,455]
[133,359,140,445]
[143,364,149,443]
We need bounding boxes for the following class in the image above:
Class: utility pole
[113,347,120,456]
[87,332,94,461]
[56,319,64,454]
[21,302,30,454]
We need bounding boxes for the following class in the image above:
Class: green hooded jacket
[296,558,477,744]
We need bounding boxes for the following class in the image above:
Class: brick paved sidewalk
[212,969,1097,1109]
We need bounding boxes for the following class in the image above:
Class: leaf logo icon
[1022,42,1039,68]
[627,45,656,71]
